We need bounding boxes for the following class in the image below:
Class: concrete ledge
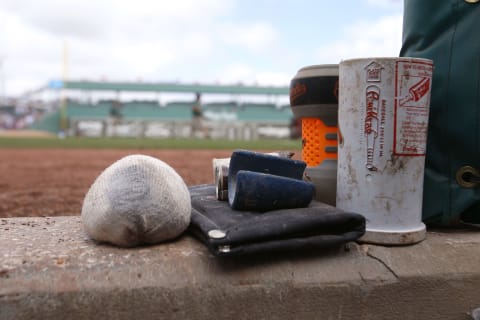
[1,216,480,320]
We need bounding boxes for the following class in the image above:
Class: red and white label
[394,60,433,156]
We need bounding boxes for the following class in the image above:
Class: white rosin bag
[82,154,191,247]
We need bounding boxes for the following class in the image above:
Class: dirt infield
[0,130,56,138]
[0,149,300,218]
[0,149,232,217]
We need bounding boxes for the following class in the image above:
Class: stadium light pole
[0,56,5,105]
[59,41,69,133]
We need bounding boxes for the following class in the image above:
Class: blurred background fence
[1,80,299,140]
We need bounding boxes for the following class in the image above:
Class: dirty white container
[337,57,434,245]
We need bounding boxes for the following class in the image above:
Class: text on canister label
[394,60,433,156]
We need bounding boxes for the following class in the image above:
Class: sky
[0,0,403,98]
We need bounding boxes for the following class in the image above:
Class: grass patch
[0,136,302,150]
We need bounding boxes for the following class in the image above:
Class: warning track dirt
[0,149,242,218]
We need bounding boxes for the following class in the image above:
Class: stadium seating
[29,100,294,138]
[237,103,291,122]
[29,109,61,133]
[67,102,110,118]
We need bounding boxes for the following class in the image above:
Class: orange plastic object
[302,118,338,167]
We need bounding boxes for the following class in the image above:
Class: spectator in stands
[191,92,209,138]
[109,100,123,120]
[289,116,301,139]
[109,101,123,136]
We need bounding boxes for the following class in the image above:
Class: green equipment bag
[400,0,480,226]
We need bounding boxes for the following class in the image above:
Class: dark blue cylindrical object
[228,150,306,180]
[229,171,315,211]
[228,150,314,211]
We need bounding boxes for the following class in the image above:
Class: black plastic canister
[290,64,338,205]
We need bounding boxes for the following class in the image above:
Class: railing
[69,117,292,140]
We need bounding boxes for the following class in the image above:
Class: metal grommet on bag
[218,245,231,253]
[208,229,227,239]
[456,166,480,188]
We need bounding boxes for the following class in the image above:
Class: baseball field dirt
[0,149,301,218]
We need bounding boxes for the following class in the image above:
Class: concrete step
[1,216,480,320]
